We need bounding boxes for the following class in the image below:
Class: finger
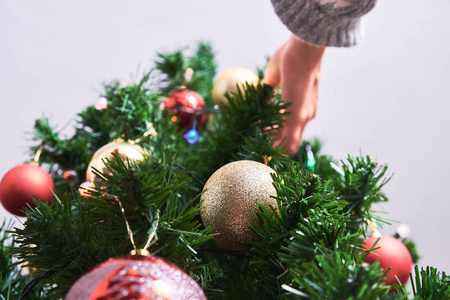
[275,120,306,155]
[263,46,284,87]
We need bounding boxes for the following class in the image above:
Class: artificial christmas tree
[0,43,448,299]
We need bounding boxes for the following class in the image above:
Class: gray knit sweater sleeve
[271,0,377,47]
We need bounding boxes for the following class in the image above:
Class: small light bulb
[396,223,411,239]
[95,97,108,111]
[184,128,200,144]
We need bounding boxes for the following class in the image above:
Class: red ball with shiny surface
[0,163,54,216]
[161,89,206,130]
[362,235,413,285]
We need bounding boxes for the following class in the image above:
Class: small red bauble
[66,255,207,300]
[362,235,413,285]
[161,89,206,130]
[0,163,54,216]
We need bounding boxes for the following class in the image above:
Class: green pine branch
[287,244,391,299]
[13,154,212,299]
[410,266,450,299]
[78,72,160,142]
[292,143,392,233]
[329,156,392,232]
[292,139,336,175]
[192,82,290,179]
[155,42,217,105]
[402,238,420,265]
[0,221,43,300]
[243,165,348,298]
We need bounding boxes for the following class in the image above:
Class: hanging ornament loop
[262,155,272,166]
[129,124,158,145]
[115,196,160,256]
[33,146,43,165]
[142,210,160,251]
[367,218,380,238]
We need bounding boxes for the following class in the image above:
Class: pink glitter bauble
[66,255,206,300]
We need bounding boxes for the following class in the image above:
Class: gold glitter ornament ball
[86,141,146,185]
[200,160,278,252]
[212,67,259,108]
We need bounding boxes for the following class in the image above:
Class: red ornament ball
[66,255,206,300]
[161,89,206,130]
[362,235,413,285]
[0,163,54,216]
[63,170,77,185]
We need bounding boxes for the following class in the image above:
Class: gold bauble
[200,160,277,252]
[86,142,146,185]
[212,67,260,107]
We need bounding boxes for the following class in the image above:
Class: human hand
[264,35,326,155]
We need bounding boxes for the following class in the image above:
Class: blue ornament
[184,128,200,144]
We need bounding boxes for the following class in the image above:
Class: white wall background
[1,0,449,278]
